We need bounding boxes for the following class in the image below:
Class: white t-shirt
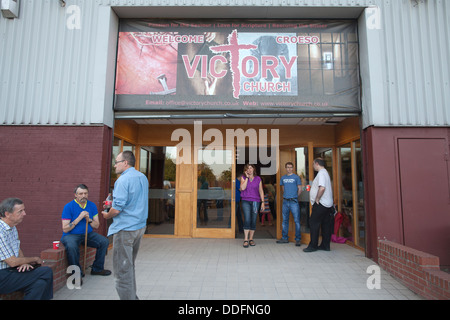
[310,168,333,207]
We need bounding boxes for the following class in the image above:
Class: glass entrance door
[145,146,177,235]
[194,147,235,238]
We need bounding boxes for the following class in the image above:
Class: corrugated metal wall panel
[0,0,99,125]
[0,0,449,126]
[100,0,375,6]
[375,0,450,127]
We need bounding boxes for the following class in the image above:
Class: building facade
[0,0,449,266]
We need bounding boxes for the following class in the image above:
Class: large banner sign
[115,20,360,113]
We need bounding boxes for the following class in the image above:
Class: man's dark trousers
[0,266,53,300]
[308,202,334,250]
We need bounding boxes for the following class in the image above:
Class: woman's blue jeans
[61,232,109,274]
[241,200,259,231]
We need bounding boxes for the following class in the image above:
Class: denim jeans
[281,199,301,241]
[61,232,109,274]
[241,200,259,231]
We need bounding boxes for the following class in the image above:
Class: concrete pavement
[53,238,423,300]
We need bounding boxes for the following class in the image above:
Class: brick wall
[0,125,112,256]
[41,244,97,292]
[378,240,450,300]
[363,127,450,265]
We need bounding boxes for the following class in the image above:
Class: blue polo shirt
[108,167,149,236]
[61,200,98,238]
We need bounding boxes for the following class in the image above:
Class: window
[355,140,365,248]
[146,146,177,235]
[295,147,310,233]
[110,137,135,188]
[196,148,232,229]
[313,147,333,184]
[110,137,122,188]
[337,141,365,248]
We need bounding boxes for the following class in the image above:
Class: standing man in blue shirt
[61,184,111,277]
[102,151,148,300]
[277,162,302,246]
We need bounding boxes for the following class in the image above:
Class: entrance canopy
[114,112,358,126]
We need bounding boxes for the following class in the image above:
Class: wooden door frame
[279,144,318,244]
[192,146,236,238]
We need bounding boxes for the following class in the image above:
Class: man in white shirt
[304,158,334,252]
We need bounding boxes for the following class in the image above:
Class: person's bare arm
[4,250,42,271]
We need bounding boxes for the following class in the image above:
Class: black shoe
[91,269,112,276]
[295,241,301,247]
[276,239,289,244]
[318,246,330,251]
[303,247,317,253]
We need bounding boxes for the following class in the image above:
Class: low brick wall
[0,244,96,300]
[377,240,450,300]
[41,244,97,292]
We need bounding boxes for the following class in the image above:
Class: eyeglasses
[115,160,126,165]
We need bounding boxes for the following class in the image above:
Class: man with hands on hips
[303,158,334,253]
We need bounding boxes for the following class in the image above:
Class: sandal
[243,241,249,248]
[249,240,256,246]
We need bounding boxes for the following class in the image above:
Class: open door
[278,148,296,241]
[278,147,311,244]
[193,147,236,238]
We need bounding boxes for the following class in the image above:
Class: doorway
[112,117,363,246]
[192,145,278,239]
[235,146,277,239]
[398,138,450,265]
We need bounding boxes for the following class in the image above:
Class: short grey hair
[0,198,24,218]
[121,151,136,167]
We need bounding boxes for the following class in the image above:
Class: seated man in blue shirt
[61,184,111,277]
[0,198,53,300]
